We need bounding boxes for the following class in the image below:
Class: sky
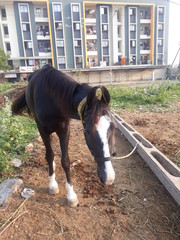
[168,0,180,66]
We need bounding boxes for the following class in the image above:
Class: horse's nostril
[112,152,116,157]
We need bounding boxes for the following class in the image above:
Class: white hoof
[49,186,59,195]
[66,182,78,207]
[67,198,79,208]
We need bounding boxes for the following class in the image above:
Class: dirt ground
[0,93,180,239]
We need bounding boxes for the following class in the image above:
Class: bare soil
[0,96,180,239]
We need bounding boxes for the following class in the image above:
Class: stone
[25,143,33,152]
[0,178,23,207]
[10,158,22,167]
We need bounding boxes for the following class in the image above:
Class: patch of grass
[108,81,180,111]
[0,98,37,180]
[0,82,27,96]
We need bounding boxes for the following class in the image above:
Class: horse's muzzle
[97,160,115,185]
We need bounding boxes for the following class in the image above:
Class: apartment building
[0,0,169,71]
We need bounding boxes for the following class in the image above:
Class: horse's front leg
[56,122,79,207]
[36,121,59,195]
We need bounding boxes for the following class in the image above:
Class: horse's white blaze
[96,115,110,157]
[66,182,78,202]
[96,115,115,184]
[49,173,58,190]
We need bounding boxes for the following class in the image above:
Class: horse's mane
[32,65,84,115]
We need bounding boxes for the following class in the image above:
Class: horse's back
[25,65,70,131]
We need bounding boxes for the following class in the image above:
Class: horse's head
[81,86,116,185]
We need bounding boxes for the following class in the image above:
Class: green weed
[0,98,37,180]
[108,81,180,111]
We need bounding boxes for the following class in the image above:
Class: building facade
[0,0,169,71]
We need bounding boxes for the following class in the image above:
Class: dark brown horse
[12,64,116,207]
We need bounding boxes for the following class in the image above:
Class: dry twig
[0,211,28,236]
[0,198,28,231]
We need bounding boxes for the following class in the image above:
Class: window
[53,4,61,12]
[130,25,136,31]
[158,23,163,30]
[74,40,81,47]
[36,8,41,14]
[56,23,63,30]
[130,8,136,16]
[158,39,163,46]
[57,40,64,47]
[101,7,107,15]
[102,40,108,47]
[6,42,11,52]
[72,5,79,13]
[76,56,82,63]
[74,40,78,47]
[1,8,6,19]
[58,57,65,64]
[28,59,34,66]
[75,23,80,30]
[103,25,108,31]
[131,40,136,47]
[117,9,120,22]
[20,5,28,13]
[159,7,164,14]
[26,41,32,49]
[3,25,9,36]
[22,24,27,31]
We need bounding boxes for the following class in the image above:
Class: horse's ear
[87,86,110,107]
[101,86,110,104]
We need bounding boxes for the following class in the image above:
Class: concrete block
[111,112,180,206]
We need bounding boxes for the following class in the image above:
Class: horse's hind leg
[36,121,59,195]
[56,121,79,207]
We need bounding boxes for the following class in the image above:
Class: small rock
[21,188,35,199]
[71,160,81,168]
[10,158,22,167]
[37,136,42,143]
[0,178,23,207]
[25,143,34,152]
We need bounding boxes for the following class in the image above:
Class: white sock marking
[53,160,56,171]
[66,182,78,202]
[49,173,58,190]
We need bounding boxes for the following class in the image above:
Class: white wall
[5,3,20,59]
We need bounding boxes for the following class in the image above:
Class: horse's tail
[12,91,27,115]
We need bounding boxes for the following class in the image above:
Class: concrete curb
[111,112,180,206]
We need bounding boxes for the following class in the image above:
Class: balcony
[86,35,97,40]
[140,8,151,23]
[140,35,150,39]
[36,26,50,40]
[86,25,96,40]
[140,49,150,54]
[38,40,51,57]
[140,19,151,24]
[35,17,48,23]
[87,51,97,56]
[85,18,96,24]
